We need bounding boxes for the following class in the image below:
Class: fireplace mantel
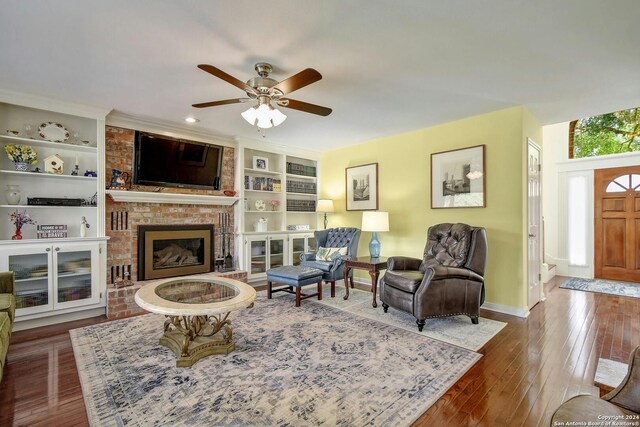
[106,190,239,206]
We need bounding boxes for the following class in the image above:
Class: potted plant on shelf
[9,210,36,240]
[5,144,37,171]
[270,199,281,211]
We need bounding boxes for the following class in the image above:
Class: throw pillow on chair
[316,246,347,261]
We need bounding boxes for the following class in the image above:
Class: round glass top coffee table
[135,277,257,367]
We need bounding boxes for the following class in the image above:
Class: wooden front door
[594,166,640,282]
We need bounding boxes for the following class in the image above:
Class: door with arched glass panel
[594,167,640,282]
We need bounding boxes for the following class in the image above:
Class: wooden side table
[343,256,388,307]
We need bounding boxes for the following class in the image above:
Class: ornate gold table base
[160,313,234,367]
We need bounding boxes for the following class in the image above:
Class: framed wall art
[431,145,485,209]
[346,163,378,211]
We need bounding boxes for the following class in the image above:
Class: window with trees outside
[569,107,640,159]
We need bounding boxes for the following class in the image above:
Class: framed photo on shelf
[346,163,378,211]
[253,156,269,171]
[431,144,485,209]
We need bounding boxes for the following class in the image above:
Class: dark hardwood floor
[0,276,637,426]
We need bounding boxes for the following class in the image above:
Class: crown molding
[234,136,322,160]
[106,111,236,148]
[0,88,111,119]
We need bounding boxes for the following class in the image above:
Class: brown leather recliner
[550,346,640,424]
[379,223,488,331]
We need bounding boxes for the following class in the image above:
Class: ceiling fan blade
[197,64,256,94]
[192,98,250,108]
[277,98,332,116]
[272,68,322,95]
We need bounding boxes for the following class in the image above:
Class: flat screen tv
[133,131,223,190]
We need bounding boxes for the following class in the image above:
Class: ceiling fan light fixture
[241,106,259,125]
[270,107,287,127]
[241,103,287,129]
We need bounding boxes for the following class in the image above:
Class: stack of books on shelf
[286,162,316,177]
[286,180,317,194]
[245,176,282,192]
[287,199,316,212]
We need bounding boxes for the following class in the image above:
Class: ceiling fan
[192,63,332,130]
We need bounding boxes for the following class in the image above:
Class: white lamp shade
[361,211,389,232]
[316,199,335,213]
[241,104,287,129]
[241,106,259,125]
[270,108,287,126]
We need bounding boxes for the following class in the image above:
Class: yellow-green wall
[320,106,541,311]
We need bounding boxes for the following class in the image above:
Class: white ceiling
[1,0,639,151]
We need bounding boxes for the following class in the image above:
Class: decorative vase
[11,228,22,240]
[5,185,21,205]
[14,162,29,172]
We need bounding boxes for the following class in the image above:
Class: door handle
[528,234,536,238]
[46,248,51,252]
[55,247,60,251]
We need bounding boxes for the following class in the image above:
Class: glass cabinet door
[249,239,267,274]
[56,249,93,304]
[269,238,285,269]
[9,250,52,314]
[291,237,306,266]
[54,243,100,309]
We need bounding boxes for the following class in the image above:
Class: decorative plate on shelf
[38,122,70,143]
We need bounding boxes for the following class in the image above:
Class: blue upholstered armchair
[301,227,361,297]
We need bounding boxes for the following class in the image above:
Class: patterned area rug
[313,284,506,351]
[560,277,640,299]
[71,295,481,427]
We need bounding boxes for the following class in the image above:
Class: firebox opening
[138,225,214,280]
[153,238,204,270]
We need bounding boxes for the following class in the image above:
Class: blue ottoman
[267,266,324,307]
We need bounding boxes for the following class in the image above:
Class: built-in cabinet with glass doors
[237,142,321,282]
[0,92,108,327]
[0,240,103,316]
[245,235,287,280]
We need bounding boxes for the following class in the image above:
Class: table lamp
[362,211,389,258]
[316,199,334,229]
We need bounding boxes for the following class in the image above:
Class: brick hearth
[107,270,248,320]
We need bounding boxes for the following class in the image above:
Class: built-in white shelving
[0,204,96,209]
[0,92,109,327]
[238,142,321,281]
[0,170,97,181]
[0,134,97,153]
[286,173,316,181]
[244,167,282,176]
[245,189,281,194]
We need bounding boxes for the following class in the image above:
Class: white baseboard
[356,278,530,319]
[542,263,557,284]
[482,302,530,318]
[14,307,106,331]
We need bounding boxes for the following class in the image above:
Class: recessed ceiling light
[184,117,199,123]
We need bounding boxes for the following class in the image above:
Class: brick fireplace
[104,126,247,320]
